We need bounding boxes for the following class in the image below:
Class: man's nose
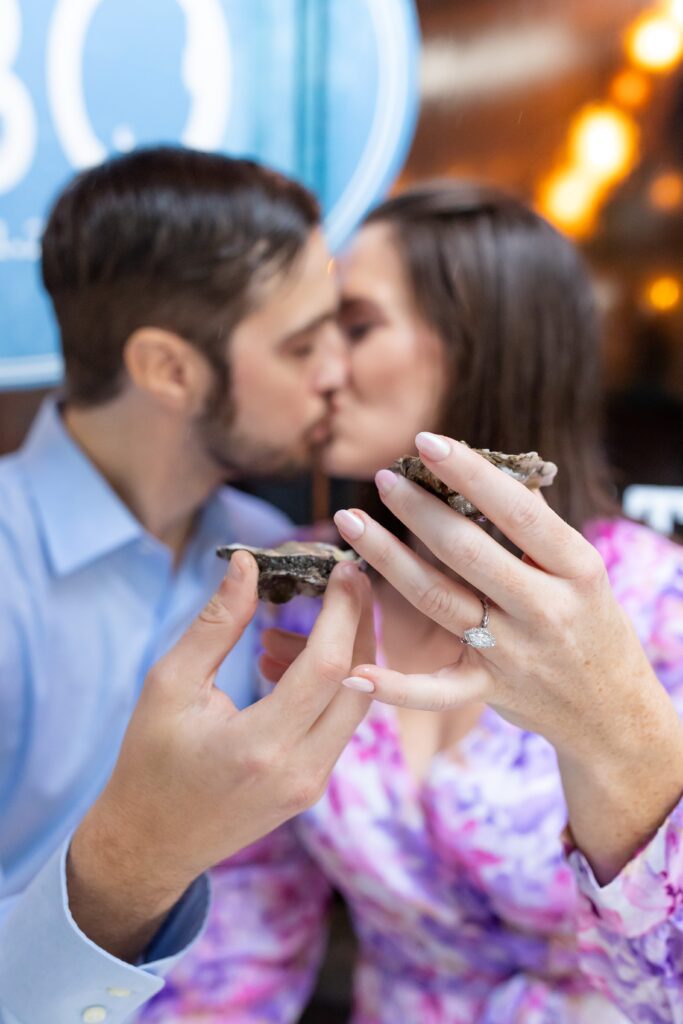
[314,327,350,393]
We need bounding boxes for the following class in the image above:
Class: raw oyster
[392,447,557,519]
[216,541,361,604]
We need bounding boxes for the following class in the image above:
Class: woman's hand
[333,431,683,882]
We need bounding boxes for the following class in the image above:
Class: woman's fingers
[334,504,522,624]
[341,660,490,712]
[413,433,593,580]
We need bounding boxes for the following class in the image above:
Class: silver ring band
[460,597,496,649]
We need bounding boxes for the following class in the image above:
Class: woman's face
[323,222,447,480]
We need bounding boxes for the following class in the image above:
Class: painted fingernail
[416,432,451,461]
[334,509,365,540]
[342,676,375,693]
[375,469,398,497]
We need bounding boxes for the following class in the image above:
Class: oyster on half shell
[392,447,557,520]
[216,541,361,604]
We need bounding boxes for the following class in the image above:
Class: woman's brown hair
[363,182,617,531]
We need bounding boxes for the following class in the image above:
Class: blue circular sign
[0,0,419,388]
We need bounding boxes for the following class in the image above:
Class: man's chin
[247,446,315,480]
[319,442,364,480]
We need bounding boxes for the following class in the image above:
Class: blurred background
[1,0,681,532]
[1,2,682,1018]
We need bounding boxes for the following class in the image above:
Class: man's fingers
[153,551,259,694]
[259,652,289,682]
[341,661,489,712]
[305,577,375,763]
[271,562,364,728]
[351,571,376,668]
[261,628,307,666]
[261,576,375,688]
[306,683,372,770]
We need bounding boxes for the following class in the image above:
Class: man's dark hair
[41,146,320,405]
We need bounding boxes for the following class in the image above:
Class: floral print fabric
[140,519,683,1023]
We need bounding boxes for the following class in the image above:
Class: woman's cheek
[353,332,411,402]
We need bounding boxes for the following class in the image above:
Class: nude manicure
[334,509,365,540]
[375,469,398,496]
[342,676,375,693]
[416,432,451,461]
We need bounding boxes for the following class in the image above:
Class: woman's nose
[314,327,351,393]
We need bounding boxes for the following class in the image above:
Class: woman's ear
[123,328,214,415]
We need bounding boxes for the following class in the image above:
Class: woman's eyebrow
[277,309,339,346]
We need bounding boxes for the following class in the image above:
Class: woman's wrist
[557,690,683,884]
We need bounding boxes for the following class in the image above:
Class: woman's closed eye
[339,297,386,345]
[344,321,376,343]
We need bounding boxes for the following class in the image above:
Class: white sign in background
[0,0,419,387]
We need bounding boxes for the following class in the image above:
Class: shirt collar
[21,398,144,576]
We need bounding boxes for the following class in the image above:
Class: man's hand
[67,551,373,961]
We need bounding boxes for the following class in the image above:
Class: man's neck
[62,396,224,559]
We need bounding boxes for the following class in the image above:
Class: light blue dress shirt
[0,399,291,1023]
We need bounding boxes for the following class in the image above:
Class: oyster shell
[216,541,361,604]
[392,447,557,519]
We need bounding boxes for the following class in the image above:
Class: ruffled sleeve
[570,520,683,1022]
[569,799,683,1022]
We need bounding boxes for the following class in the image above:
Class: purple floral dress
[139,519,683,1023]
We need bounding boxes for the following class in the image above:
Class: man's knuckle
[242,743,278,778]
[283,776,321,812]
[144,664,165,690]
[198,595,233,628]
[314,644,348,683]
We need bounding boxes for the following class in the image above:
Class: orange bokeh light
[645,275,681,311]
[610,69,651,108]
[626,12,683,73]
[649,171,683,210]
[537,169,601,237]
[568,105,639,184]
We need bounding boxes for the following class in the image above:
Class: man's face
[199,229,348,477]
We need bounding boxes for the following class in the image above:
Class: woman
[141,186,683,1023]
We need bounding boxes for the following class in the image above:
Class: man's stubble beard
[197,369,312,480]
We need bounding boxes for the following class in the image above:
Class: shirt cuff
[0,838,210,1024]
[566,794,683,939]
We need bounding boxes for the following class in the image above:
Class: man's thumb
[156,551,260,690]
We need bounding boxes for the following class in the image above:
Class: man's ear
[123,328,213,414]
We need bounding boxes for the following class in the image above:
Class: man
[0,147,370,1023]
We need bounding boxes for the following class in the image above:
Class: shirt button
[106,987,132,998]
[82,1008,107,1023]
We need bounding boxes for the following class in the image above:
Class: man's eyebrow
[278,310,339,345]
